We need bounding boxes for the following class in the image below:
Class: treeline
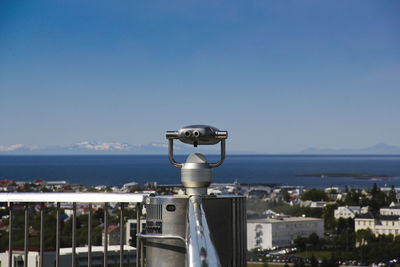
[300,183,398,212]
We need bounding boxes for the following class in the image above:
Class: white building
[380,207,400,216]
[0,246,136,267]
[334,206,368,219]
[247,216,324,250]
[126,218,147,247]
[355,212,400,237]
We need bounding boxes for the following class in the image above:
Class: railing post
[136,203,141,267]
[40,203,45,267]
[88,203,92,267]
[8,202,13,267]
[72,202,76,267]
[120,203,124,267]
[56,202,60,267]
[24,203,29,267]
[104,203,108,267]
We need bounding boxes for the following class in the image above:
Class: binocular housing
[166,125,227,147]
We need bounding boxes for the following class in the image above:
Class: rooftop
[248,216,322,223]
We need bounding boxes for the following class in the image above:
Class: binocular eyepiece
[166,125,227,147]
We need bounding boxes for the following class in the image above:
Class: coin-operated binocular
[166,125,227,195]
[139,125,246,267]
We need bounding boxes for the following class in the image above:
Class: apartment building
[247,216,324,250]
[355,212,400,236]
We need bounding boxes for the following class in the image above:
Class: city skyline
[1,0,399,153]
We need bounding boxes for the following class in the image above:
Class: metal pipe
[187,196,221,267]
[136,233,186,244]
[136,203,141,267]
[24,203,29,267]
[242,197,247,266]
[56,203,60,267]
[72,202,76,267]
[88,203,92,267]
[140,236,144,267]
[40,203,45,267]
[0,192,147,203]
[120,203,124,267]
[104,203,108,266]
[8,202,13,267]
[208,139,226,168]
[168,139,183,168]
[232,198,237,265]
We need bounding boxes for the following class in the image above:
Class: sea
[0,155,400,189]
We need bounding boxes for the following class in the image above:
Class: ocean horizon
[1,154,400,189]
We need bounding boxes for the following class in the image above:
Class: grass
[293,250,332,259]
[248,263,293,267]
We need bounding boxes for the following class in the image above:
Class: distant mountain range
[0,141,216,155]
[1,142,399,155]
[300,143,400,155]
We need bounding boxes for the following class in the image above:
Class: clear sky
[1,0,399,153]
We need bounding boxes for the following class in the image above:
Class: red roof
[103,225,119,233]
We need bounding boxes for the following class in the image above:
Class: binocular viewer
[166,125,227,147]
[166,125,228,195]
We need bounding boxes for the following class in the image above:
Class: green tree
[388,185,397,204]
[308,233,320,249]
[294,236,307,251]
[356,229,374,247]
[310,255,319,267]
[323,204,338,231]
[281,189,291,202]
[301,189,329,201]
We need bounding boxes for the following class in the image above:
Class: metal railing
[0,192,146,267]
[187,196,221,267]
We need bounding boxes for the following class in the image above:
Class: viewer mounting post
[139,125,247,267]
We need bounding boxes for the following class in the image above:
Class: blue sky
[1,0,399,153]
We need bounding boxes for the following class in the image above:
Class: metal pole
[120,203,124,267]
[8,202,13,267]
[72,203,76,267]
[187,196,221,267]
[88,203,92,267]
[40,203,45,267]
[24,203,29,267]
[56,203,60,267]
[136,203,141,267]
[104,203,108,267]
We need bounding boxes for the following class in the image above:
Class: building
[0,246,136,267]
[300,200,335,208]
[334,206,368,219]
[380,207,400,216]
[102,225,121,246]
[126,218,146,247]
[355,212,400,237]
[247,216,324,250]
